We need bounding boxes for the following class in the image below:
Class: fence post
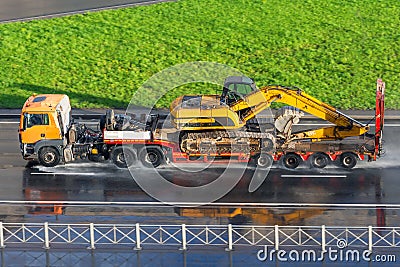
[321,225,326,252]
[0,222,4,248]
[44,222,50,249]
[89,223,95,250]
[226,224,233,251]
[368,226,373,252]
[274,225,279,251]
[180,224,187,251]
[135,223,141,250]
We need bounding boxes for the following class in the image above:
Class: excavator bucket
[374,79,385,160]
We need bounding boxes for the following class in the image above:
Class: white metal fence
[0,222,399,251]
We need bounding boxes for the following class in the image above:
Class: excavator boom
[231,85,369,141]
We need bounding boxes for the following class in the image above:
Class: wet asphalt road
[0,0,170,22]
[1,119,400,226]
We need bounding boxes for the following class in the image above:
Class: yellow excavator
[176,207,326,225]
[169,76,385,169]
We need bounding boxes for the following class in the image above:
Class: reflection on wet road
[24,163,386,205]
[1,121,400,226]
[7,163,396,227]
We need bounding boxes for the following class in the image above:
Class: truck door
[21,113,52,144]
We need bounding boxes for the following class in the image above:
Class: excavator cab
[220,76,257,105]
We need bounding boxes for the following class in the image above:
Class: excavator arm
[231,85,370,141]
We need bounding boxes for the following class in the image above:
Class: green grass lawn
[0,0,399,109]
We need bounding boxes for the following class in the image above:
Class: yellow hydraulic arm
[232,85,369,141]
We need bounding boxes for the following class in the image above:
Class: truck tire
[111,146,136,168]
[340,152,357,169]
[310,152,330,168]
[139,146,164,168]
[282,153,302,169]
[38,147,61,167]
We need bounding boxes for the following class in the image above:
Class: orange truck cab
[19,94,71,166]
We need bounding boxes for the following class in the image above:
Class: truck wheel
[310,153,330,168]
[112,147,136,168]
[38,147,60,167]
[282,153,302,169]
[256,154,273,169]
[340,152,357,169]
[139,146,164,168]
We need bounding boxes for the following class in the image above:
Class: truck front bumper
[20,143,37,160]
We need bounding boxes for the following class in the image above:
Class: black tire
[340,152,357,169]
[111,146,136,168]
[256,154,273,169]
[310,153,330,168]
[38,147,60,167]
[282,153,302,169]
[139,146,164,168]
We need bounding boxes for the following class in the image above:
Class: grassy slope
[0,0,399,109]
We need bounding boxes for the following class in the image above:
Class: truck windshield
[23,113,49,130]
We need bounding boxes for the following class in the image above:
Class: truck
[19,77,385,169]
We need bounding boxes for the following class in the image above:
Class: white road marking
[0,200,398,208]
[281,174,347,178]
[31,172,97,176]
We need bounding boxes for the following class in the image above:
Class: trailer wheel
[282,153,302,169]
[112,147,136,168]
[340,152,357,169]
[38,147,60,167]
[139,146,164,168]
[310,153,330,168]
